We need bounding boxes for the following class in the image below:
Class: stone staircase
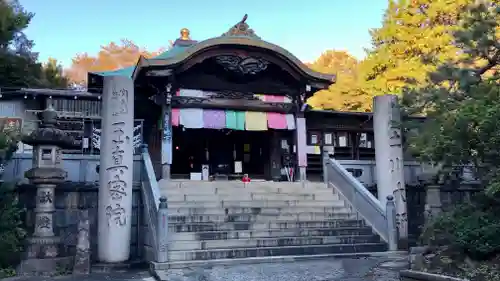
[159,180,387,266]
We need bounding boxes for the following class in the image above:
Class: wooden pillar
[161,83,173,180]
[296,112,307,182]
[270,131,282,181]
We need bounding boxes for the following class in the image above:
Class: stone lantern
[19,105,79,274]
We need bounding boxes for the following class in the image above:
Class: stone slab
[167,213,356,224]
[165,193,337,201]
[170,227,375,241]
[168,242,388,261]
[169,219,366,233]
[91,260,147,273]
[169,234,380,251]
[164,199,343,207]
[3,270,152,281]
[151,251,408,273]
[399,270,467,281]
[16,256,73,277]
[167,206,350,215]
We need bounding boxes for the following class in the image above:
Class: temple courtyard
[4,253,408,281]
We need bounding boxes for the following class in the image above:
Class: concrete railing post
[386,195,398,251]
[322,148,329,186]
[156,196,169,263]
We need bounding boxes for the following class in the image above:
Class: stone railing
[333,160,477,187]
[325,156,398,250]
[139,145,168,264]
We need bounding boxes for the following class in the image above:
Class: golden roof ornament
[222,14,260,38]
[180,28,191,40]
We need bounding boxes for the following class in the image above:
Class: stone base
[73,249,90,275]
[16,256,73,277]
[24,237,61,259]
[92,260,146,273]
[398,238,410,251]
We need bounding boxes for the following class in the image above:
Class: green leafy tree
[402,1,499,194]
[321,0,477,111]
[0,0,68,88]
[402,4,500,274]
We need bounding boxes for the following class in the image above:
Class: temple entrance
[171,127,271,180]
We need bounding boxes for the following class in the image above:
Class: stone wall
[17,182,146,263]
[366,183,483,246]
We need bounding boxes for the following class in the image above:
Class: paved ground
[4,253,408,281]
[159,253,408,281]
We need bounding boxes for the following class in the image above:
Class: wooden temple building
[87,15,376,181]
[0,15,376,182]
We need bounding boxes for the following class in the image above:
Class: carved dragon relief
[215,55,269,75]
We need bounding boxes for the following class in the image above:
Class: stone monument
[373,94,408,243]
[98,75,135,263]
[17,105,79,275]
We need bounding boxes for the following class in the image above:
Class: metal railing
[323,150,398,250]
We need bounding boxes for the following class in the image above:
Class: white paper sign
[234,161,243,174]
[324,133,333,145]
[202,164,209,181]
[83,138,89,149]
[338,135,347,147]
[311,134,318,144]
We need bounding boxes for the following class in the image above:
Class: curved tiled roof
[90,15,335,85]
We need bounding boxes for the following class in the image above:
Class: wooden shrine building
[87,15,375,181]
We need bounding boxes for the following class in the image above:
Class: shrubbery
[421,193,500,260]
[0,128,26,277]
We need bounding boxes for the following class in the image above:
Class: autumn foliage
[65,39,169,85]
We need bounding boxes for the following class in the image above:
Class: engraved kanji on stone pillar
[373,94,408,242]
[98,75,135,263]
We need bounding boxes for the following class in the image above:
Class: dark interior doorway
[171,127,271,179]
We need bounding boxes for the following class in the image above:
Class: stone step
[161,189,336,197]
[164,200,345,209]
[168,234,381,251]
[169,219,365,232]
[167,242,387,261]
[163,193,339,201]
[167,212,357,224]
[161,183,332,190]
[160,181,328,191]
[170,226,375,241]
[167,206,350,215]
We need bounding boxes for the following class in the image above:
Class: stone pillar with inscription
[373,94,408,242]
[161,84,173,180]
[98,76,135,263]
[18,105,78,275]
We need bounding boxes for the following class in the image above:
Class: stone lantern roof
[22,105,80,149]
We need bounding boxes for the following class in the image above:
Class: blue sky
[22,0,388,68]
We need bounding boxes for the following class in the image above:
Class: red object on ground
[242,175,251,183]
